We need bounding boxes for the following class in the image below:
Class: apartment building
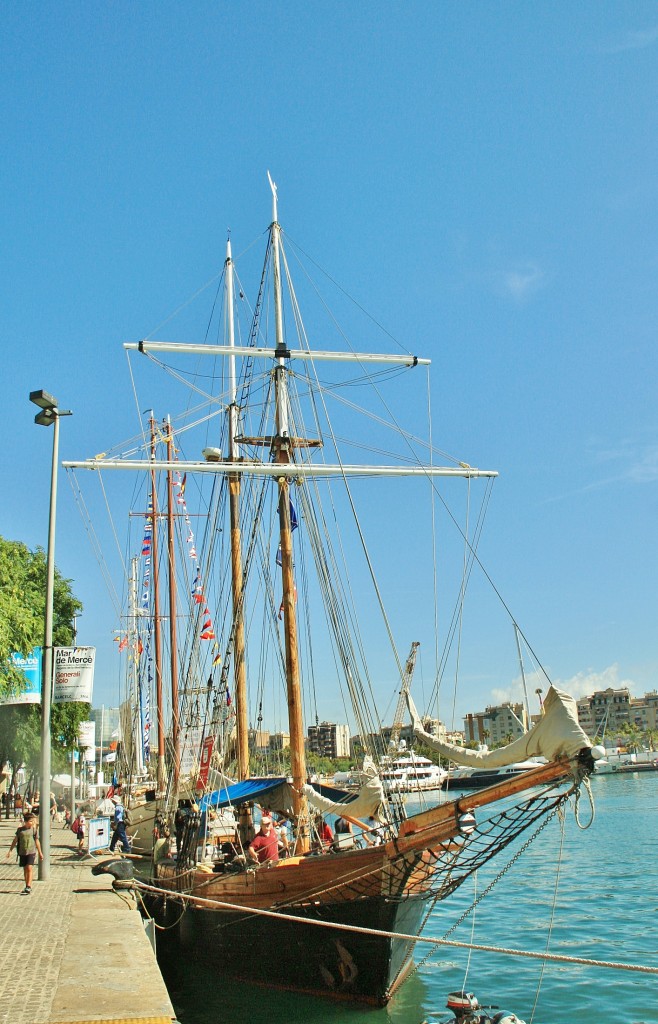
[307,721,350,758]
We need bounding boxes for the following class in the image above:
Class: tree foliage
[617,721,649,753]
[0,700,91,818]
[0,535,82,696]
[0,534,85,793]
[0,705,41,778]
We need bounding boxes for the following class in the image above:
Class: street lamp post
[29,390,72,881]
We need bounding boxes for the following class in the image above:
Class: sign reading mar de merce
[53,647,96,704]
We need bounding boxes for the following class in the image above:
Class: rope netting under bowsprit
[401,786,570,903]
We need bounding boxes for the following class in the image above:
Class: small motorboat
[423,990,527,1024]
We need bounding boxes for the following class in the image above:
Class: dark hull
[444,768,530,791]
[147,888,427,1005]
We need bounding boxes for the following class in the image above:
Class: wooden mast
[149,414,166,794]
[225,239,250,792]
[165,418,180,795]
[269,175,309,850]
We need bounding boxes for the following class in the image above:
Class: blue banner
[1,648,42,705]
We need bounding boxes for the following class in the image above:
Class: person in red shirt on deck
[313,816,334,853]
[247,815,279,865]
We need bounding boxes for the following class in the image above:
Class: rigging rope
[134,878,658,976]
[529,806,567,1024]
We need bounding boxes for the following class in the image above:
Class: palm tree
[618,722,643,754]
[643,727,658,752]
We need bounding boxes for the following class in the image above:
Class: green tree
[306,751,336,777]
[618,722,643,753]
[0,705,41,793]
[50,702,93,775]
[1,701,91,817]
[643,727,658,752]
[411,740,448,767]
[0,535,82,696]
[1,534,83,811]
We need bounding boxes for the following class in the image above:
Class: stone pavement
[0,813,175,1024]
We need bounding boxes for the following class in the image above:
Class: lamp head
[29,391,71,426]
[30,389,58,410]
[30,390,58,427]
[34,408,56,427]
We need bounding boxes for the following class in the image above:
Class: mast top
[267,171,278,224]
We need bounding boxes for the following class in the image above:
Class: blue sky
[1,3,657,730]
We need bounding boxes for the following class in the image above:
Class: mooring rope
[135,878,658,976]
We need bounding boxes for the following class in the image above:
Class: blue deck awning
[198,777,354,812]
[198,777,288,811]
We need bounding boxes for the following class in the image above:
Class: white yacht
[380,752,447,793]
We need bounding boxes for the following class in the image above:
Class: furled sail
[407,685,591,767]
[303,757,384,819]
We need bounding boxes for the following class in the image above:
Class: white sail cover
[303,756,384,819]
[407,686,591,767]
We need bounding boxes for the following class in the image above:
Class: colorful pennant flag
[200,608,215,640]
[192,569,204,603]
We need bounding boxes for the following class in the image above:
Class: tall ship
[67,178,597,1005]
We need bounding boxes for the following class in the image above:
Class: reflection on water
[157,775,658,1024]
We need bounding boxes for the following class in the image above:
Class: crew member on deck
[247,815,279,865]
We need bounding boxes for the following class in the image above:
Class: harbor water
[156,773,658,1023]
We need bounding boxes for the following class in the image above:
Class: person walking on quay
[5,812,43,894]
[109,795,132,853]
[72,811,87,855]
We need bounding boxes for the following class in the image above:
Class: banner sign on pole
[0,648,42,705]
[53,647,96,704]
[79,720,96,762]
